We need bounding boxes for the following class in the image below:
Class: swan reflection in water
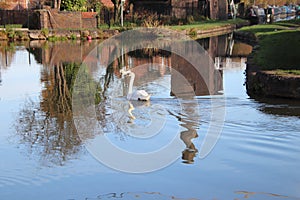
[120,66,200,164]
[126,100,151,124]
[120,67,151,101]
[117,66,151,123]
[98,64,200,164]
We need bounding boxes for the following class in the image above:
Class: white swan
[121,68,151,101]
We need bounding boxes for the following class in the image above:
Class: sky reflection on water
[0,37,300,200]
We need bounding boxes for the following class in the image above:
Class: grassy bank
[0,18,248,42]
[169,18,247,31]
[0,24,23,29]
[238,20,300,74]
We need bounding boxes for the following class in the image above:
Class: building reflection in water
[5,32,251,166]
[94,33,234,164]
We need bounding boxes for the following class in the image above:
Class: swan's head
[120,68,132,77]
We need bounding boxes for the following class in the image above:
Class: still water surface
[0,36,300,200]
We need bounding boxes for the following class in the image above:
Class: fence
[0,10,33,26]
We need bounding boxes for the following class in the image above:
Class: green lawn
[238,19,300,73]
[238,24,291,36]
[253,30,300,70]
[96,18,248,32]
[274,69,300,76]
[169,18,247,30]
[0,24,23,28]
[238,19,300,36]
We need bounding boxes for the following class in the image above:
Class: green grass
[238,19,300,71]
[276,19,300,26]
[169,18,247,31]
[0,24,23,28]
[238,19,300,36]
[274,69,300,76]
[95,18,247,33]
[97,23,134,31]
[252,30,300,70]
[238,24,290,36]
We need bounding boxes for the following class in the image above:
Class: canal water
[0,33,300,200]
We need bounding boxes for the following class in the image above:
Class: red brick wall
[82,18,97,29]
[39,9,97,29]
[1,0,28,10]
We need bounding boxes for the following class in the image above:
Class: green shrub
[5,28,15,40]
[41,28,49,37]
[48,35,58,42]
[70,33,77,40]
[188,28,197,36]
[60,36,68,41]
[15,31,23,40]
[5,43,15,51]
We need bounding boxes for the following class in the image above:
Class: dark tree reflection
[15,61,101,166]
[0,41,16,69]
[16,98,81,166]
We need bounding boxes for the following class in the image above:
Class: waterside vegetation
[238,19,300,73]
[0,18,248,41]
[170,18,247,31]
[236,19,300,99]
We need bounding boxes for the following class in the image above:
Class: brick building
[100,0,114,8]
[130,0,228,19]
[0,0,28,10]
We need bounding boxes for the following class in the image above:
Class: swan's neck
[128,72,135,95]
[128,102,135,120]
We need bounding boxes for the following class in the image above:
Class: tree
[61,0,87,11]
[86,0,102,12]
[53,0,61,9]
[111,0,122,24]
